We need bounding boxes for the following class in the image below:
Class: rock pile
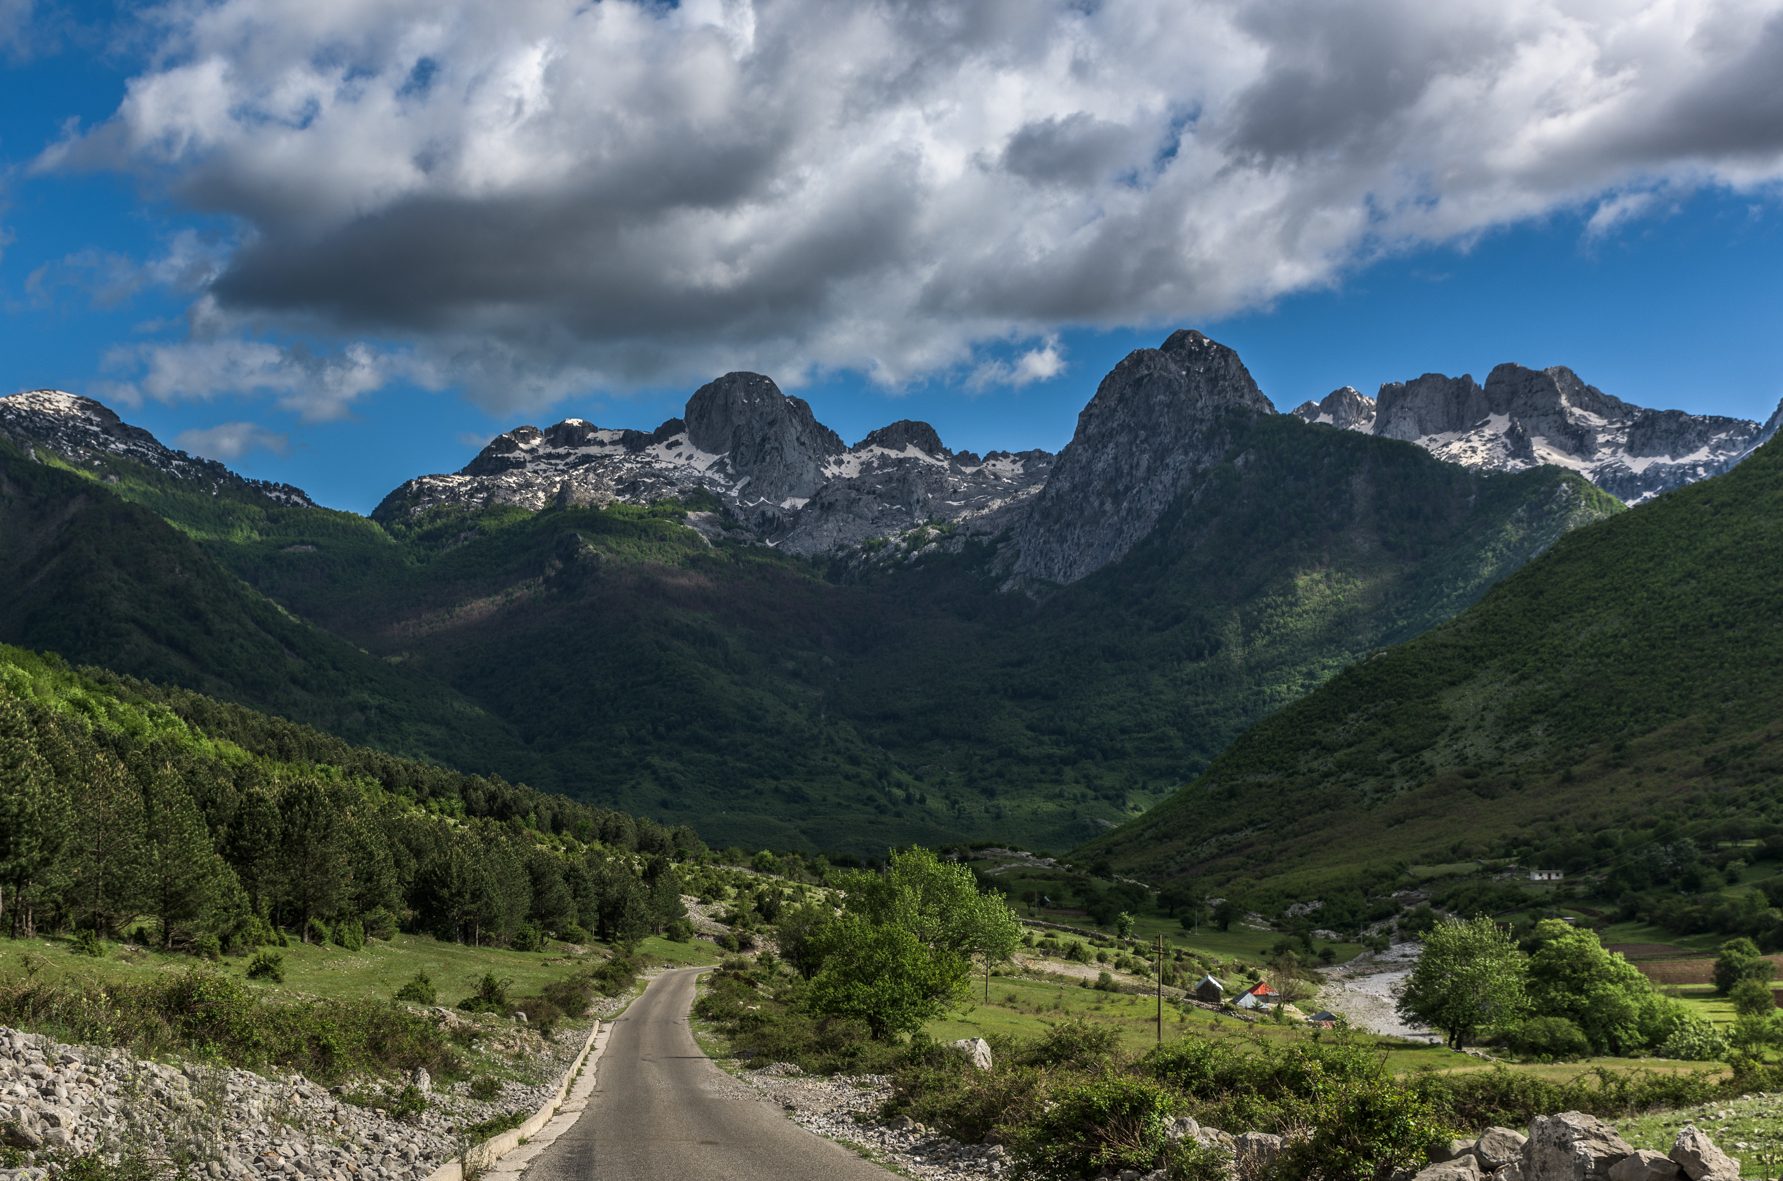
[0,1020,589,1179]
[1412,1113,1742,1181]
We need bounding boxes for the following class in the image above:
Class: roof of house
[1195,974,1224,991]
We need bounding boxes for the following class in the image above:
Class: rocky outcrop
[1290,385,1377,432]
[1410,1114,1737,1181]
[376,376,1053,556]
[1667,1125,1739,1181]
[0,390,313,507]
[947,1037,993,1071]
[1477,1127,1530,1172]
[1609,1150,1684,1181]
[1523,1112,1634,1181]
[685,372,844,506]
[1010,329,1274,584]
[0,1022,589,1179]
[1338,365,1763,504]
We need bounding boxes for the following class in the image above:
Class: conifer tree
[140,764,237,948]
[277,775,350,937]
[64,752,146,936]
[0,696,67,936]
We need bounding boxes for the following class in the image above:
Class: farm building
[1233,980,1279,1010]
[1194,974,1225,1004]
[1528,869,1565,882]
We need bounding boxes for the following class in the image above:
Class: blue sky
[4,2,1782,513]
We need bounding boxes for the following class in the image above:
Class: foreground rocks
[0,1017,593,1179]
[743,1058,1747,1181]
[1417,1114,1740,1181]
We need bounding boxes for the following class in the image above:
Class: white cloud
[174,420,288,460]
[102,332,442,422]
[35,0,1783,413]
[969,336,1067,390]
[1584,190,1664,241]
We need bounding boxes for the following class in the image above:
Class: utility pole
[985,957,991,1004]
[1155,933,1164,1045]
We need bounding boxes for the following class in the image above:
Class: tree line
[0,655,700,953]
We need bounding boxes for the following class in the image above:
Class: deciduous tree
[1397,915,1526,1050]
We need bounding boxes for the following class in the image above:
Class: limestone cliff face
[375,373,1052,555]
[1010,330,1274,585]
[1290,386,1376,433]
[1317,364,1763,503]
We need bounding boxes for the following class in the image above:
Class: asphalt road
[523,967,897,1181]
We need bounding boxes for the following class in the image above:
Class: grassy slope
[0,442,531,774]
[19,417,1618,854]
[1089,434,1783,891]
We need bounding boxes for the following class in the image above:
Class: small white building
[1529,869,1565,882]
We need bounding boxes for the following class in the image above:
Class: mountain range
[1290,365,1780,503]
[6,330,1760,854]
[1089,412,1783,893]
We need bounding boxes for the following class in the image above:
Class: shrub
[193,933,222,961]
[386,1084,427,1121]
[362,908,398,941]
[1508,1016,1592,1062]
[1018,1019,1120,1071]
[469,1075,502,1100]
[246,951,285,983]
[510,922,545,952]
[1657,1014,1728,1062]
[556,922,591,945]
[888,1058,1049,1145]
[0,970,458,1084]
[1729,977,1776,1019]
[394,972,437,1006]
[305,917,331,946]
[1012,1076,1178,1179]
[69,929,105,958]
[331,918,366,952]
[459,973,512,1015]
[1095,970,1117,991]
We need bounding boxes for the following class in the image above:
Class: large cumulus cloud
[38,0,1783,415]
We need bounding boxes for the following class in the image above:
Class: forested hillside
[0,404,1618,853]
[0,643,698,952]
[1088,434,1783,898]
[0,439,532,775]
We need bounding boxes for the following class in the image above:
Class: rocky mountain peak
[1373,372,1487,441]
[684,372,844,504]
[1291,386,1377,432]
[1356,362,1763,502]
[855,419,944,457]
[0,388,313,507]
[1011,330,1274,585]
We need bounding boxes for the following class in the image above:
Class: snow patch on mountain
[1292,365,1764,503]
[374,374,1053,555]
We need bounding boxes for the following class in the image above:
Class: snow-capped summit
[1293,364,1764,503]
[374,373,1053,555]
[0,389,314,507]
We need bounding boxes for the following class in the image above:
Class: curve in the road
[522,967,898,1181]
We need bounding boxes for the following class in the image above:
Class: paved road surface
[523,968,896,1181]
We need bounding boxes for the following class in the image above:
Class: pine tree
[227,785,283,917]
[0,696,67,937]
[140,764,236,948]
[64,752,146,936]
[276,775,350,938]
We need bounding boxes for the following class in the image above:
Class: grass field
[0,931,720,1009]
[1622,1092,1783,1178]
